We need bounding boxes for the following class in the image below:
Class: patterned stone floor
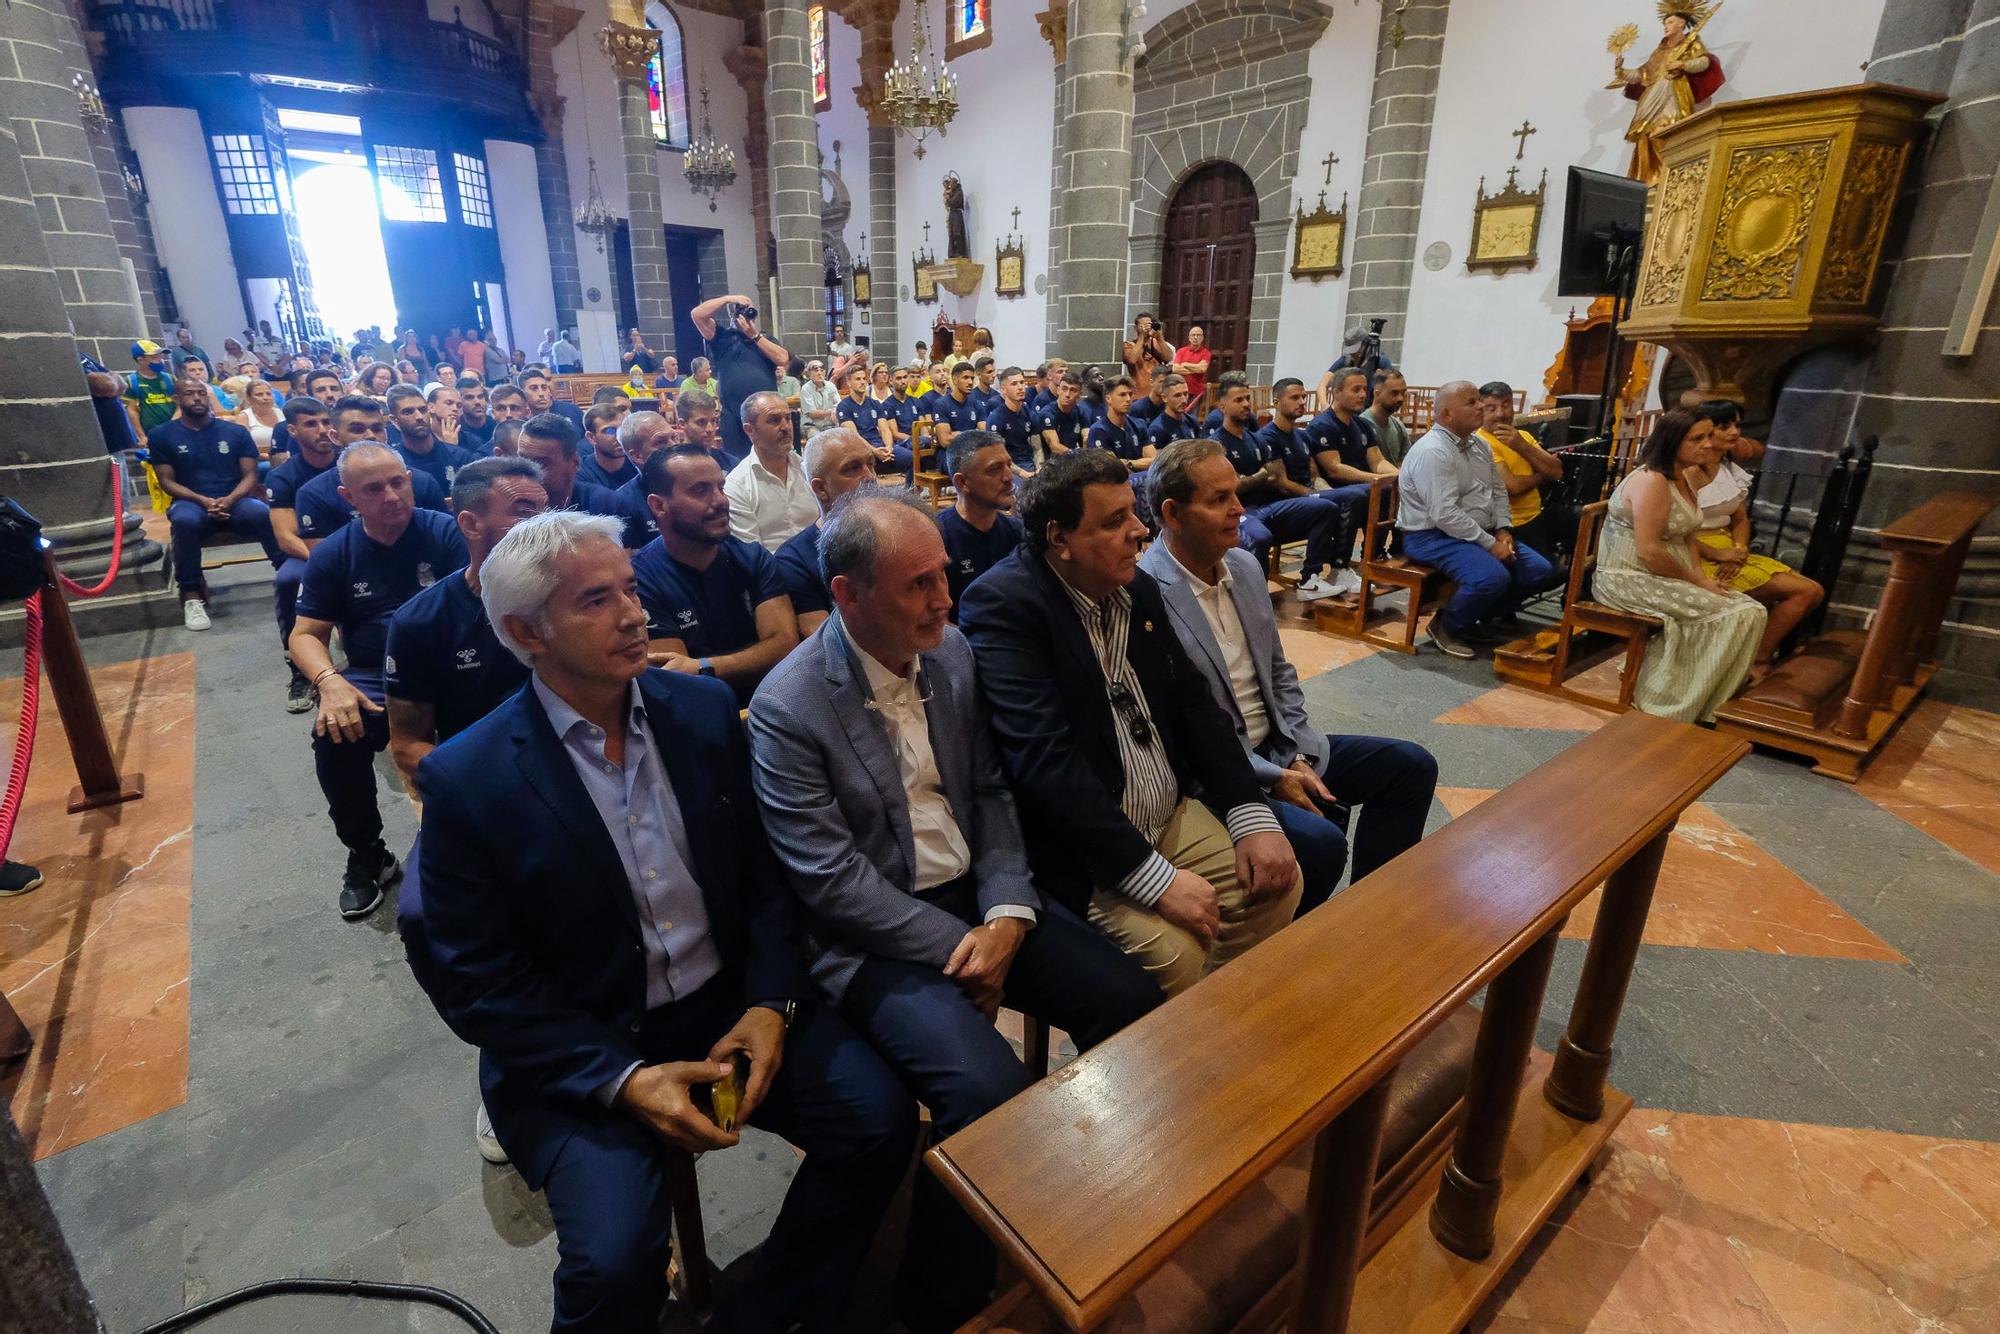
[9,569,2000,1332]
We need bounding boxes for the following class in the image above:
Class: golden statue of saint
[1611,3,1727,183]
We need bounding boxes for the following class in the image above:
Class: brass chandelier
[683,79,737,212]
[880,0,957,159]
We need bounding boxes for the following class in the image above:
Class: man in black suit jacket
[416,510,915,1334]
[958,450,1302,995]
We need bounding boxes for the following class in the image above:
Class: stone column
[1342,0,1449,363]
[867,124,898,359]
[602,13,674,358]
[0,0,142,367]
[0,107,167,634]
[765,0,825,358]
[1766,0,2000,672]
[1052,0,1134,366]
[525,0,585,330]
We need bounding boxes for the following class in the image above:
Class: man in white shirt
[549,329,581,374]
[534,328,556,365]
[1140,438,1437,913]
[748,487,1162,1331]
[724,391,818,552]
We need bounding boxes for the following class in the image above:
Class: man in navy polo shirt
[1029,360,1066,416]
[936,430,1023,619]
[295,396,449,542]
[674,386,736,471]
[1036,372,1087,459]
[693,293,789,464]
[835,366,896,472]
[290,443,469,919]
[774,426,880,635]
[1213,373,1346,606]
[269,367,342,460]
[929,360,982,449]
[612,410,675,548]
[982,366,1040,479]
[268,396,342,713]
[1085,375,1150,469]
[388,384,476,495]
[967,356,1001,419]
[578,402,638,490]
[1263,374,1369,598]
[1308,367,1399,488]
[1147,375,1199,451]
[515,412,624,519]
[632,445,800,703]
[149,374,279,631]
[455,375,496,454]
[520,365,584,433]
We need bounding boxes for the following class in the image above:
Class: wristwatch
[755,999,797,1031]
[698,658,715,677]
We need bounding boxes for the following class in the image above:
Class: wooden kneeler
[1494,502,1660,711]
[1313,477,1452,653]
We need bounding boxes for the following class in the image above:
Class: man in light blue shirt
[1398,380,1557,658]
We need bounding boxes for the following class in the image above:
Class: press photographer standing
[691,294,789,465]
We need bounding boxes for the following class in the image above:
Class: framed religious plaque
[913,258,939,304]
[1289,191,1348,280]
[852,254,872,307]
[1468,166,1548,274]
[995,239,1026,299]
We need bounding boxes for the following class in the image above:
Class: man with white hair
[416,510,916,1334]
[773,426,881,634]
[289,443,468,919]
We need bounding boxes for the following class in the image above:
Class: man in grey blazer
[748,487,1162,1332]
[1141,438,1438,912]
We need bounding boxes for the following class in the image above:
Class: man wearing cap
[124,340,177,440]
[149,374,280,632]
[1316,325,1397,404]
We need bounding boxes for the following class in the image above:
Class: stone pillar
[867,124,898,360]
[1764,0,2000,673]
[0,0,142,367]
[0,107,167,632]
[1043,38,1069,358]
[525,0,585,330]
[602,14,674,358]
[1052,0,1134,366]
[765,0,825,358]
[1342,0,1449,363]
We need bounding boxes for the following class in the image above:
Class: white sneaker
[1295,574,1341,603]
[1330,567,1365,596]
[182,598,211,631]
[475,1101,509,1165]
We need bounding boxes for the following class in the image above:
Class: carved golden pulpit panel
[1621,82,1944,407]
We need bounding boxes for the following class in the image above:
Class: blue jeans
[168,495,279,593]
[1402,529,1557,635]
[1241,495,1343,580]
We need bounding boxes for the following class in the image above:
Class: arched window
[645,1,691,149]
[948,0,991,57]
[809,5,830,111]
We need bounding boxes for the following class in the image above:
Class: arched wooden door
[1159,162,1258,381]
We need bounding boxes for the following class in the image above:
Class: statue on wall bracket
[1609,2,1728,184]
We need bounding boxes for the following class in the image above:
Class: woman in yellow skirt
[1687,401,1824,669]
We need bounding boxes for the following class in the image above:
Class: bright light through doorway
[292,162,401,340]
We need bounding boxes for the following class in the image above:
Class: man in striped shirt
[959,450,1302,995]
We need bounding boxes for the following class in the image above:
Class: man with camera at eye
[1316,319,1397,405]
[692,294,790,468]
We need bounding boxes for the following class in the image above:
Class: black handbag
[0,497,48,602]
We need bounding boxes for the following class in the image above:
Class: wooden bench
[931,712,1746,1333]
[1716,490,2000,780]
[1311,476,1450,654]
[1494,502,1661,712]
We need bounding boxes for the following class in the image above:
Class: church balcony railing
[85,1,534,136]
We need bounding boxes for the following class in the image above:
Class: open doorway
[279,109,397,343]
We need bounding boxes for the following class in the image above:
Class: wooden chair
[1493,501,1660,711]
[1313,476,1450,653]
[910,415,950,506]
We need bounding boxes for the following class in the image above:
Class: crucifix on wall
[1512,120,1537,161]
[1321,152,1339,186]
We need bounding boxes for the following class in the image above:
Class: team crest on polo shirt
[676,609,698,630]
[455,648,479,669]
[353,580,371,597]
[384,653,396,675]
[300,514,315,531]
[218,440,232,453]
[417,562,436,587]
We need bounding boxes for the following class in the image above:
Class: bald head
[803,426,880,511]
[1433,380,1483,436]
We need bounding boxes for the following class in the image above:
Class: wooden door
[1159,162,1258,380]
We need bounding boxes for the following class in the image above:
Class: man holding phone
[691,293,789,467]
[417,511,915,1333]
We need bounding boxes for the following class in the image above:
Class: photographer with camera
[692,294,790,465]
[1315,320,1397,406]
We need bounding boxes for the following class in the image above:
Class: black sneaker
[337,844,398,920]
[0,860,44,897]
[1427,620,1477,660]
[285,666,315,714]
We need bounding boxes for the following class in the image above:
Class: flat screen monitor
[1558,166,1650,298]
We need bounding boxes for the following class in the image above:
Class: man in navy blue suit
[416,510,916,1333]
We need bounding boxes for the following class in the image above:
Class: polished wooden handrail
[927,711,1746,1331]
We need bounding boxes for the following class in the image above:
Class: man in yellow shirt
[1475,381,1564,559]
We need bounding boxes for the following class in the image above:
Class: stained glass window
[809,6,829,111]
[955,0,989,44]
[645,2,690,148]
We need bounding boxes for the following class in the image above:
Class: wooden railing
[930,711,1746,1333]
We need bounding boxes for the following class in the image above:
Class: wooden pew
[1312,476,1451,654]
[1493,502,1661,712]
[1715,490,2000,780]
[930,712,1746,1333]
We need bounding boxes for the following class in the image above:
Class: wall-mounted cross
[1512,120,1537,161]
[922,222,931,244]
[1011,206,1021,233]
[1321,151,1340,186]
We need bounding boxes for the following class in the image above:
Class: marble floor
[8,562,2000,1332]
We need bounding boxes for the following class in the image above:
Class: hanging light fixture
[71,71,110,134]
[570,34,618,252]
[880,0,957,159]
[682,79,737,212]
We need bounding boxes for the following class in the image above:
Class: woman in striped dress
[1592,408,1766,723]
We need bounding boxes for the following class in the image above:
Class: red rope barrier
[0,592,42,860]
[55,457,127,599]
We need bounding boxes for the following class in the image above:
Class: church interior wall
[120,106,249,351]
[1395,0,1890,396]
[487,137,562,351]
[552,0,757,367]
[817,7,874,347]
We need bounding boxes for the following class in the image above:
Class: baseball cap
[131,339,164,359]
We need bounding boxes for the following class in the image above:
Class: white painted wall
[486,138,560,354]
[552,0,757,369]
[122,106,249,348]
[1397,0,1889,395]
[817,7,873,344]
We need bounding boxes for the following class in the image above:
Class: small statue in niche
[943,172,970,261]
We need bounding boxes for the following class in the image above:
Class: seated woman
[1593,407,1767,723]
[1688,401,1825,667]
